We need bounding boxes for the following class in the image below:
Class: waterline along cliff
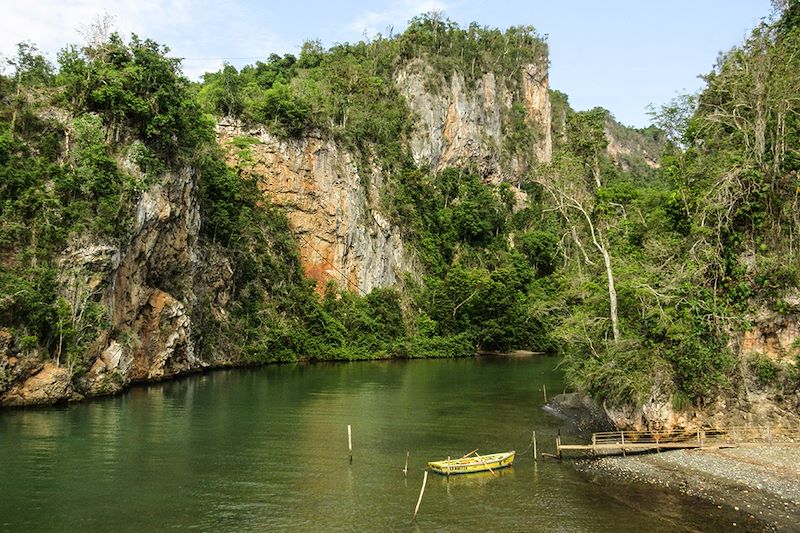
[1,11,798,433]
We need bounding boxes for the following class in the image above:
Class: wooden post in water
[348,424,352,463]
[403,451,409,477]
[532,431,538,461]
[592,434,596,457]
[620,431,626,457]
[556,435,562,460]
[543,384,548,404]
[446,456,451,478]
[413,471,428,521]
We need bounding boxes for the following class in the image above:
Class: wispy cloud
[1,0,189,60]
[348,0,451,38]
[0,0,283,80]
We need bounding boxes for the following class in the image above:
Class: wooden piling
[532,431,538,461]
[413,471,428,521]
[446,456,451,478]
[347,424,352,463]
[543,383,548,404]
[403,451,409,477]
[620,431,626,457]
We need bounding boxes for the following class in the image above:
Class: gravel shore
[577,445,800,532]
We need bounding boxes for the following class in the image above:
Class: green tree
[198,63,244,117]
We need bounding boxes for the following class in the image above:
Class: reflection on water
[0,357,742,531]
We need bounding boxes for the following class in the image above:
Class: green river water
[1,356,740,531]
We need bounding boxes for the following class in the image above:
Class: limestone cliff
[603,118,662,171]
[396,60,552,181]
[214,55,553,294]
[215,58,554,294]
[1,159,226,406]
[216,121,417,295]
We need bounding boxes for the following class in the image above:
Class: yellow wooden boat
[428,451,515,475]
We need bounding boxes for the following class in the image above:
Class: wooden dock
[556,425,800,458]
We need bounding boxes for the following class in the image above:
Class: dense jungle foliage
[2,5,799,410]
[545,3,800,407]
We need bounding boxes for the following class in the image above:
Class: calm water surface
[1,356,739,531]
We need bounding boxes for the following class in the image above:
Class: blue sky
[0,0,774,127]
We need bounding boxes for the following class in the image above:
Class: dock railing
[557,424,800,457]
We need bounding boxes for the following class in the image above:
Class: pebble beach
[577,445,800,532]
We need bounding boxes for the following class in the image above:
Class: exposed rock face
[130,289,198,380]
[110,167,200,328]
[739,310,800,363]
[396,59,552,181]
[87,341,127,381]
[606,390,800,433]
[605,135,658,170]
[105,166,205,386]
[1,164,213,406]
[217,121,417,294]
[521,63,553,165]
[58,244,120,307]
[0,328,69,407]
[603,119,662,170]
[546,392,615,434]
[5,54,556,407]
[214,59,553,295]
[604,390,693,432]
[1,362,73,407]
[1,49,553,408]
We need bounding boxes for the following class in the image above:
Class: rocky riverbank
[545,392,615,434]
[577,445,800,532]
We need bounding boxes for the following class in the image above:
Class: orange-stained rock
[129,289,198,381]
[217,122,417,295]
[739,313,800,363]
[1,362,72,406]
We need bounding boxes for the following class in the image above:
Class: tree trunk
[597,227,620,342]
[581,211,620,342]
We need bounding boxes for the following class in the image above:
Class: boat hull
[428,451,515,475]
